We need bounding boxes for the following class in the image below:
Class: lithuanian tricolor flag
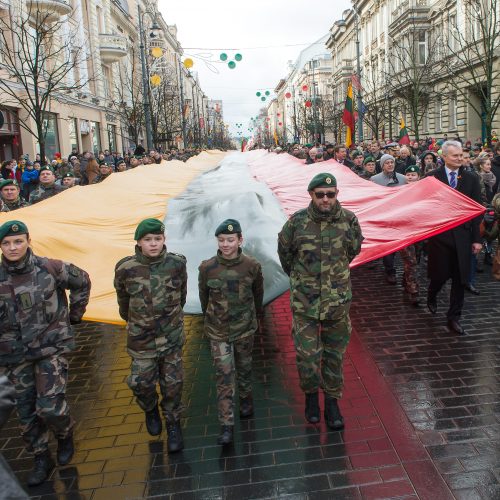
[342,81,355,147]
[399,116,411,145]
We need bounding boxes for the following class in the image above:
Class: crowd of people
[271,138,500,327]
[0,145,204,209]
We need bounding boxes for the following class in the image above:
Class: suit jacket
[426,165,482,284]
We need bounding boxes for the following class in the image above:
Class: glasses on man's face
[314,191,337,199]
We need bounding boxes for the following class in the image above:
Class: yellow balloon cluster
[183,58,194,69]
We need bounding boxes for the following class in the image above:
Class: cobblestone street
[2,258,499,499]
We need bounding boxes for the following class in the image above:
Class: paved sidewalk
[1,260,499,499]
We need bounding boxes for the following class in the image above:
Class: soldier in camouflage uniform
[29,166,66,204]
[0,180,30,211]
[198,219,264,446]
[278,173,363,430]
[91,162,113,184]
[0,220,91,486]
[114,218,187,453]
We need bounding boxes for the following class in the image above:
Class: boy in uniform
[198,219,264,445]
[114,218,187,453]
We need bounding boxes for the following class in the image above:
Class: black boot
[324,396,344,431]
[239,394,254,418]
[166,421,184,453]
[217,425,234,445]
[305,392,320,424]
[145,406,162,436]
[27,451,55,487]
[57,433,74,465]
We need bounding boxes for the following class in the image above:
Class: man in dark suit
[426,141,483,335]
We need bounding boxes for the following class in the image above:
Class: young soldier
[198,219,264,446]
[404,164,421,183]
[114,218,186,453]
[0,220,90,486]
[0,180,30,211]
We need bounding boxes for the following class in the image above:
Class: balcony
[390,0,430,35]
[99,34,128,63]
[26,0,72,22]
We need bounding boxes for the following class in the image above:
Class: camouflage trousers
[400,245,419,295]
[210,336,254,426]
[127,349,184,424]
[292,303,351,399]
[0,355,74,455]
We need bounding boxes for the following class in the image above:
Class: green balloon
[265,90,270,96]
[228,61,236,69]
[235,53,242,61]
[261,97,266,101]
[220,53,228,61]
[256,92,261,97]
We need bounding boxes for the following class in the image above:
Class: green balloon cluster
[256,89,273,102]
[220,52,242,70]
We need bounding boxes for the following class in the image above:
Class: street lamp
[137,6,162,152]
[336,7,363,143]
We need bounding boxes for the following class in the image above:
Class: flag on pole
[398,115,411,145]
[342,82,355,147]
[273,130,278,145]
[241,138,247,152]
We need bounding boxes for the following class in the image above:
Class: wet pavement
[1,257,499,499]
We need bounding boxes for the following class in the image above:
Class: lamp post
[137,6,161,152]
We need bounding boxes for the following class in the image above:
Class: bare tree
[444,0,500,145]
[0,3,90,161]
[362,67,389,140]
[110,47,144,148]
[384,19,443,140]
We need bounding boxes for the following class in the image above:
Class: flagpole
[354,5,363,144]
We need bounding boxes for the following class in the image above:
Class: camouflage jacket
[198,250,264,342]
[114,246,187,358]
[91,174,111,184]
[3,197,30,211]
[0,249,91,365]
[278,201,363,320]
[0,200,8,212]
[29,183,66,204]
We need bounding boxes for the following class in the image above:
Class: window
[90,121,101,154]
[96,6,105,34]
[448,14,457,52]
[69,118,79,152]
[435,97,442,132]
[107,123,117,152]
[449,94,457,130]
[423,112,429,133]
[417,31,427,65]
[41,112,60,160]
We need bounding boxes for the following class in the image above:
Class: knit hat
[379,154,395,169]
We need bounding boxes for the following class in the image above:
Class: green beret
[39,165,54,173]
[405,165,421,174]
[304,143,313,148]
[307,172,337,191]
[0,179,19,189]
[215,219,242,236]
[62,172,75,178]
[134,218,165,240]
[363,156,375,165]
[351,150,362,159]
[0,220,29,242]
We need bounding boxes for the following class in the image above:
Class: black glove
[70,317,82,325]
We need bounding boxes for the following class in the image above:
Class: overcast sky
[158,0,351,136]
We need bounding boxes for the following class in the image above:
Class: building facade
[326,0,500,144]
[0,0,210,162]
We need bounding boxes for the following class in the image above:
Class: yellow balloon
[183,58,194,69]
[150,74,161,86]
[151,47,163,58]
